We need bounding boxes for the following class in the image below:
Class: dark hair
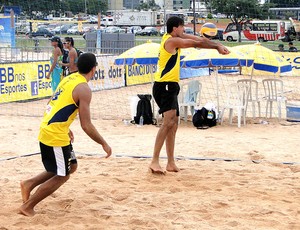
[57,40,64,54]
[289,42,293,45]
[166,16,184,34]
[77,53,97,74]
[65,37,74,46]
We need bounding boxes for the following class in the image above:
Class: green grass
[15,34,299,52]
[16,35,86,49]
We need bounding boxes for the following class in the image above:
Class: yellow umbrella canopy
[180,47,254,68]
[232,43,292,74]
[114,41,160,65]
[115,43,198,66]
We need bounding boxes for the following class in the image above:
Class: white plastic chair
[262,79,286,119]
[179,80,202,122]
[221,82,250,128]
[237,79,261,118]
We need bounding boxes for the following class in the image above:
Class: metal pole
[193,0,196,35]
[164,0,166,32]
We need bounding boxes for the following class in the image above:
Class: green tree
[2,0,61,18]
[211,0,267,42]
[61,0,107,15]
[2,0,107,17]
[136,0,160,11]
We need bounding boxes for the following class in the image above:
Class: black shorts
[152,81,180,116]
[40,142,77,176]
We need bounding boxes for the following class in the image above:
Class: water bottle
[139,115,144,126]
[207,111,213,119]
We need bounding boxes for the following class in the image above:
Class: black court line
[1,152,299,165]
[0,152,40,161]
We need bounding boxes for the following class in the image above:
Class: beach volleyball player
[19,53,112,216]
[150,17,229,174]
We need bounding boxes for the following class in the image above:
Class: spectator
[288,42,297,52]
[278,44,284,51]
[46,36,63,92]
[59,37,78,75]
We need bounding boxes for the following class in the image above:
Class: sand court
[1,68,300,229]
[0,114,300,229]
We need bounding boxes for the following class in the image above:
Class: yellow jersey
[155,33,181,82]
[38,72,87,146]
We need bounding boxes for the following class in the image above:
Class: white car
[104,26,125,33]
[128,26,142,34]
[67,26,83,35]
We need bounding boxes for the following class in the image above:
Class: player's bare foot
[20,181,30,203]
[18,206,35,217]
[149,163,165,175]
[166,163,180,172]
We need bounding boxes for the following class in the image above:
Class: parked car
[211,28,224,40]
[67,25,83,35]
[103,26,125,33]
[53,24,74,34]
[136,27,158,36]
[128,26,142,34]
[88,16,98,24]
[26,28,54,38]
[160,26,198,36]
[159,26,166,36]
[184,27,200,35]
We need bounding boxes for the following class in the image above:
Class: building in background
[107,0,124,11]
[123,0,141,10]
[189,0,208,12]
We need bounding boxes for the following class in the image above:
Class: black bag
[75,48,83,57]
[192,107,217,128]
[134,94,153,125]
[62,49,69,76]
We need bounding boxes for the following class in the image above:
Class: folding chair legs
[221,107,246,128]
[183,106,188,122]
[265,100,283,119]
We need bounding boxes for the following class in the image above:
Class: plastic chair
[220,82,250,128]
[179,80,202,122]
[262,79,286,119]
[237,79,261,118]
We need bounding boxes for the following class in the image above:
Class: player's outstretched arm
[166,36,230,55]
[75,83,112,158]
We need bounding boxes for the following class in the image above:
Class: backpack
[62,49,69,64]
[75,48,83,57]
[134,94,153,125]
[192,107,217,128]
[61,49,69,76]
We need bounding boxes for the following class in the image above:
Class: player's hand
[46,73,50,79]
[102,143,112,158]
[217,45,230,55]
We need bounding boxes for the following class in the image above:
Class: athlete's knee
[57,174,70,183]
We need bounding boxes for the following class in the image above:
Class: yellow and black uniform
[153,33,180,115]
[38,72,86,176]
[155,34,181,82]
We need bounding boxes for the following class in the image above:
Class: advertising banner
[0,56,126,104]
[89,55,125,90]
[125,64,157,86]
[0,16,15,48]
[125,63,209,86]
[0,55,210,104]
[0,61,53,103]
